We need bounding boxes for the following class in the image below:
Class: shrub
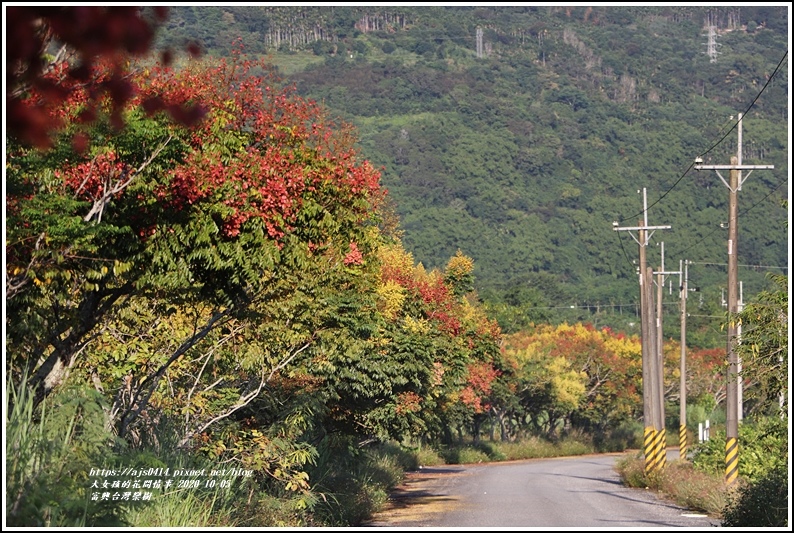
[721,464,788,527]
[614,453,728,517]
[691,415,788,483]
[614,452,648,488]
[594,419,643,452]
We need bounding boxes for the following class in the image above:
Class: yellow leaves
[377,242,415,277]
[376,279,406,320]
[206,440,227,458]
[284,471,310,492]
[547,357,586,410]
[602,333,641,359]
[403,315,431,335]
[445,249,474,278]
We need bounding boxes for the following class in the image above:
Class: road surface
[363,452,721,528]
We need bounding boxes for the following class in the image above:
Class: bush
[691,416,788,483]
[614,452,648,488]
[593,420,643,452]
[721,464,789,527]
[307,437,408,526]
[312,39,335,56]
[5,375,254,528]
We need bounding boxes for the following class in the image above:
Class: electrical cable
[616,51,788,226]
[671,175,789,257]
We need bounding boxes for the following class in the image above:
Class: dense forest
[156,5,789,344]
[5,6,789,527]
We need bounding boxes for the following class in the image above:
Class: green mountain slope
[155,6,789,341]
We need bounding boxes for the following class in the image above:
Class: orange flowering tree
[502,323,643,438]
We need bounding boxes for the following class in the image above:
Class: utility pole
[613,188,670,473]
[737,281,743,422]
[655,243,688,468]
[661,259,691,459]
[655,243,667,470]
[679,260,689,459]
[694,112,774,486]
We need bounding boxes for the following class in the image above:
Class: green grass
[259,50,326,76]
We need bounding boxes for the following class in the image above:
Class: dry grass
[615,454,729,518]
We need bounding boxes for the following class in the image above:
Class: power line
[616,229,635,271]
[617,51,788,226]
[689,261,789,271]
[671,175,789,257]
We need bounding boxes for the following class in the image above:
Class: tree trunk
[27,284,131,407]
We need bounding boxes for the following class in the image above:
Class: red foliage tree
[5,6,203,149]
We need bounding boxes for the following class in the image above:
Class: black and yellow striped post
[725,437,739,485]
[679,424,688,460]
[644,427,656,474]
[653,427,666,471]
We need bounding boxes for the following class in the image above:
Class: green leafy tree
[734,273,788,417]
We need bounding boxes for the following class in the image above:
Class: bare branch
[177,340,315,449]
[84,135,172,223]
[183,322,245,432]
[117,307,234,439]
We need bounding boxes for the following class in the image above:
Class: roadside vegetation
[615,414,788,527]
[6,367,787,527]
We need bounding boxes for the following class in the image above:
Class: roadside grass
[613,452,729,519]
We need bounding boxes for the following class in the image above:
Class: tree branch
[84,135,172,223]
[176,340,315,449]
[117,307,234,439]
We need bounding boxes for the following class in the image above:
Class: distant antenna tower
[703,13,721,63]
[476,27,483,58]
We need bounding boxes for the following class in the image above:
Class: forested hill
[155,6,789,339]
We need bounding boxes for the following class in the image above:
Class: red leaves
[343,242,364,266]
[7,7,160,148]
[6,6,208,150]
[460,362,501,414]
[395,391,422,415]
[137,56,382,243]
[57,150,129,201]
[466,361,501,394]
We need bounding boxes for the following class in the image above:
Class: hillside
[154,5,789,343]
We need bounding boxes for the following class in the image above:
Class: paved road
[363,452,721,528]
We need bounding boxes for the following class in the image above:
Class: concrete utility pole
[738,281,743,422]
[694,112,774,486]
[662,264,690,458]
[679,260,689,459]
[655,244,666,470]
[654,243,688,468]
[613,188,670,473]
